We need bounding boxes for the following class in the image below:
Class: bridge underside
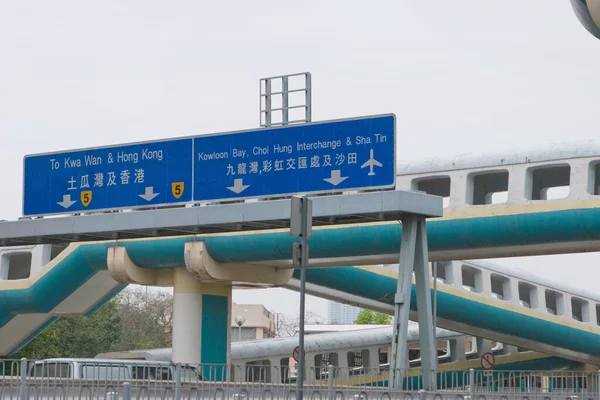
[1,205,599,371]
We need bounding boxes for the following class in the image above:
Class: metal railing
[0,359,598,399]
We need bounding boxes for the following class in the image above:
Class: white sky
[1,1,599,320]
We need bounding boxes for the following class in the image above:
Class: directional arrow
[323,170,348,186]
[139,186,160,201]
[227,178,250,194]
[57,194,76,209]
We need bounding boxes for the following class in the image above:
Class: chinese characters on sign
[193,115,395,201]
[23,139,193,215]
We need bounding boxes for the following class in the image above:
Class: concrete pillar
[172,268,232,381]
[107,242,293,383]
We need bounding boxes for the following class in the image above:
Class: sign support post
[389,215,438,391]
[291,195,312,399]
[433,261,438,360]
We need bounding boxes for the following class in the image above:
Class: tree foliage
[275,311,325,337]
[6,285,330,360]
[111,287,173,350]
[12,299,121,360]
[354,309,392,325]
[9,287,172,360]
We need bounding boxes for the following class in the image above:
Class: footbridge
[1,140,599,376]
[0,241,599,369]
[284,259,600,366]
[4,140,600,263]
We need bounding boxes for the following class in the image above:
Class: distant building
[231,304,275,342]
[327,301,363,324]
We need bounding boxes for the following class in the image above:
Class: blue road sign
[23,138,193,216]
[22,114,395,216]
[193,114,396,202]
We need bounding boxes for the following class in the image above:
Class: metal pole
[432,261,438,391]
[298,241,307,398]
[282,76,289,126]
[174,363,182,400]
[305,73,312,123]
[264,79,271,127]
[389,216,419,389]
[298,199,310,398]
[327,364,334,400]
[19,358,27,400]
[592,370,600,399]
[470,368,476,397]
[433,262,437,349]
[123,382,131,400]
[413,218,437,391]
[291,196,312,399]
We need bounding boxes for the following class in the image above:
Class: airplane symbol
[361,149,382,176]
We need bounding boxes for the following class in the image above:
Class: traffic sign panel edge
[192,114,397,203]
[22,113,396,160]
[22,137,194,217]
[21,113,397,217]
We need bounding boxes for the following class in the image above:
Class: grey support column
[389,215,418,389]
[389,215,437,391]
[413,217,437,390]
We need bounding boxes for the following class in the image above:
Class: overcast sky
[1,1,599,320]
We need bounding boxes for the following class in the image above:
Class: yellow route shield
[172,182,184,199]
[81,191,92,207]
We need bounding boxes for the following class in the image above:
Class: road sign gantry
[22,114,396,217]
